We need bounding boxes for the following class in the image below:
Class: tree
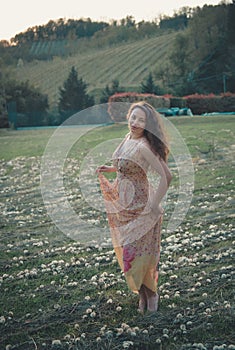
[5,80,49,127]
[0,73,8,127]
[140,72,161,95]
[100,79,123,103]
[58,66,94,121]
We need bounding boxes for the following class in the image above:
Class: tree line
[0,67,161,127]
[0,10,190,63]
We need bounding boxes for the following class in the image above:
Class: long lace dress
[98,134,163,294]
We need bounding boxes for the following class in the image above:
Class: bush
[183,92,235,115]
[108,92,170,122]
[169,96,187,108]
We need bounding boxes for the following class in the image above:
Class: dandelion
[170,274,178,280]
[107,298,113,304]
[116,306,122,311]
[195,343,207,350]
[121,322,130,330]
[64,334,71,340]
[123,341,134,349]
[100,325,107,335]
[52,339,62,347]
[0,316,6,324]
[105,330,113,337]
[84,296,90,301]
[116,328,124,336]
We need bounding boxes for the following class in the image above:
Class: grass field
[0,115,234,350]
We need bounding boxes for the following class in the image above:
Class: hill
[14,32,177,108]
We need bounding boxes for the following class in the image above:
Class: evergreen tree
[100,79,123,103]
[140,72,161,94]
[58,66,94,120]
[4,80,49,127]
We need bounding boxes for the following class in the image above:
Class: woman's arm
[96,165,117,173]
[140,145,172,212]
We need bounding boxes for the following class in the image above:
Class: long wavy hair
[126,101,169,161]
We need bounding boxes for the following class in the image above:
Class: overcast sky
[1,0,221,41]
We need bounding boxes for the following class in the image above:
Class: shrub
[108,92,170,122]
[169,96,187,108]
[183,93,235,115]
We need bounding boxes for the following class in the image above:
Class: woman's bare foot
[142,285,159,312]
[138,285,147,313]
[146,293,159,312]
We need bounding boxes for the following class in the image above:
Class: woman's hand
[96,165,116,173]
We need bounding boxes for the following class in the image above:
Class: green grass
[0,115,234,350]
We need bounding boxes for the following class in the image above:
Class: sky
[0,0,221,41]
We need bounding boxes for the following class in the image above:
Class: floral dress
[98,134,163,293]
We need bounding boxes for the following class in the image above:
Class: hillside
[14,33,177,108]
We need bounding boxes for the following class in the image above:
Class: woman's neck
[129,132,144,140]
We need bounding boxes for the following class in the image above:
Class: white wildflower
[123,341,134,349]
[52,339,62,346]
[0,316,6,324]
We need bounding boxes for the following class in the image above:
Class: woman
[96,101,172,313]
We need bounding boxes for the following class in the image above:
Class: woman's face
[129,107,146,139]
